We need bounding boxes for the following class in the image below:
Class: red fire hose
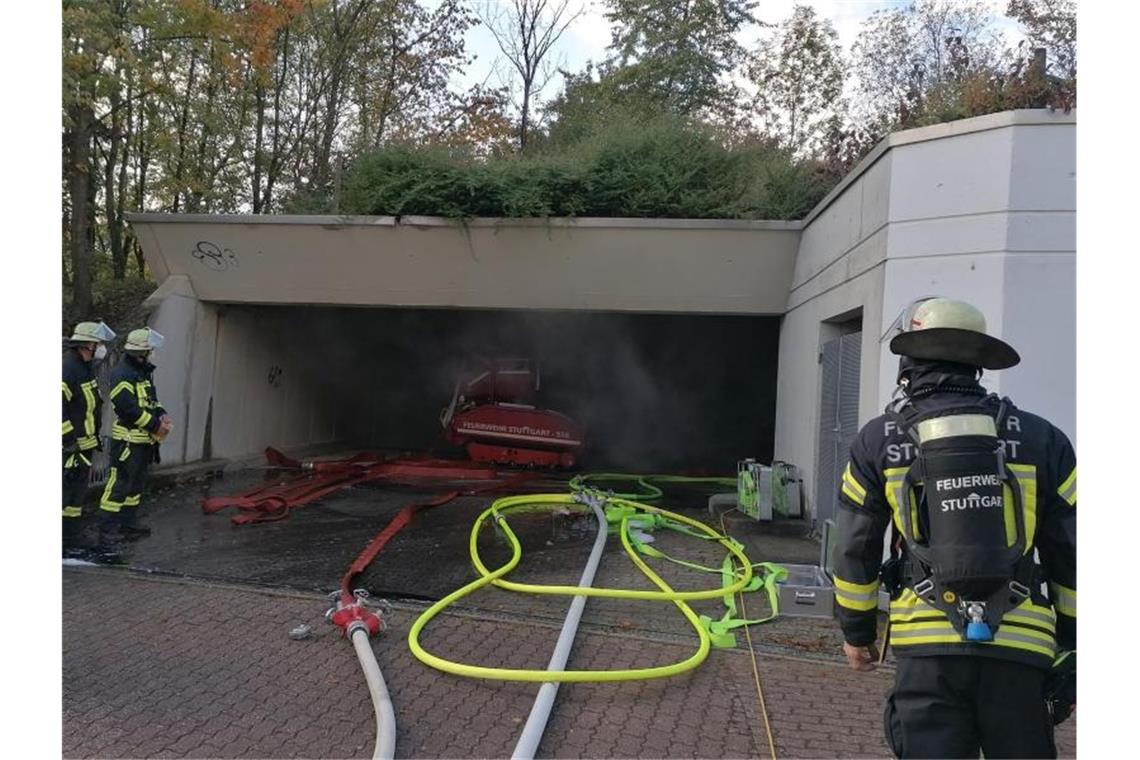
[202,448,499,525]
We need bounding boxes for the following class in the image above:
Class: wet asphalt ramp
[113,468,843,655]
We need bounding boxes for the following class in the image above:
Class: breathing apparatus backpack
[887,394,1036,642]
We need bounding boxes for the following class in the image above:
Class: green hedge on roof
[337,120,834,221]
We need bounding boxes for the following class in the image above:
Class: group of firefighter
[62,321,169,562]
[61,296,1076,758]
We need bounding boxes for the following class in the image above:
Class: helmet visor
[143,329,165,350]
[880,296,938,342]
[91,322,117,343]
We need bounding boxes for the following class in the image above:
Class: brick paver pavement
[63,567,1074,759]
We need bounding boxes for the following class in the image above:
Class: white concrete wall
[145,288,342,463]
[774,152,893,516]
[878,120,1076,441]
[207,307,340,460]
[145,275,219,465]
[129,216,799,315]
[778,110,1076,520]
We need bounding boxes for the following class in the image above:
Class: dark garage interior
[211,305,782,472]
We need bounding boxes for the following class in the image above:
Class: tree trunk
[519,78,531,151]
[105,76,126,279]
[134,94,150,278]
[252,83,266,213]
[117,78,132,276]
[67,103,94,317]
[171,53,199,212]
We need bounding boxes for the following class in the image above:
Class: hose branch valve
[572,489,607,511]
[327,588,387,638]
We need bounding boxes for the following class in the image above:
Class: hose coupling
[572,489,606,510]
[330,601,383,638]
[328,589,384,637]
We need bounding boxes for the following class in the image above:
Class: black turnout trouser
[884,655,1056,759]
[63,451,92,518]
[100,440,154,514]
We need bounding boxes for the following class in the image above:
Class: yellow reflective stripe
[1057,467,1076,506]
[62,382,74,401]
[842,464,866,498]
[112,424,153,444]
[62,506,84,518]
[1007,464,1038,552]
[841,465,866,506]
[991,630,1056,658]
[883,467,922,541]
[63,420,75,435]
[81,380,98,436]
[137,381,153,409]
[110,381,134,400]
[891,620,962,645]
[836,592,878,612]
[835,576,879,594]
[135,411,153,428]
[891,621,1056,657]
[893,620,955,634]
[891,600,939,623]
[78,437,99,451]
[997,624,1055,645]
[1050,582,1076,617]
[834,575,880,611]
[100,469,121,512]
[65,454,76,468]
[892,592,1055,628]
[1004,610,1056,633]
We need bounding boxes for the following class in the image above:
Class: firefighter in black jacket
[834,297,1076,759]
[62,321,116,556]
[97,327,173,559]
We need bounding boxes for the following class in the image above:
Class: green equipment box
[737,459,803,520]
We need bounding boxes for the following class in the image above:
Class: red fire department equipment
[440,359,585,468]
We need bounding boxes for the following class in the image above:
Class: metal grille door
[815,332,862,523]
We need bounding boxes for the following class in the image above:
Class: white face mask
[94,344,108,361]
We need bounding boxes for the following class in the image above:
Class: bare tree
[477,0,583,150]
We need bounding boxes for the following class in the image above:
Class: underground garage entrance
[203,304,781,473]
[121,213,814,597]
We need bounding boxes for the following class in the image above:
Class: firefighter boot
[120,507,151,540]
[95,510,125,563]
[62,518,83,558]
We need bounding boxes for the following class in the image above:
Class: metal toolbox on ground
[776,519,836,619]
[774,519,890,618]
[776,563,835,618]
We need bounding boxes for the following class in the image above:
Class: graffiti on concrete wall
[192,240,240,271]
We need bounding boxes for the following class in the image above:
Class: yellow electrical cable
[721,508,778,760]
[407,493,753,682]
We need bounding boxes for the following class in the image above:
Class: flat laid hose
[408,493,755,682]
[350,626,397,759]
[511,496,609,759]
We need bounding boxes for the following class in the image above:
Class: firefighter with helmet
[833,297,1076,758]
[96,327,173,560]
[62,321,116,557]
